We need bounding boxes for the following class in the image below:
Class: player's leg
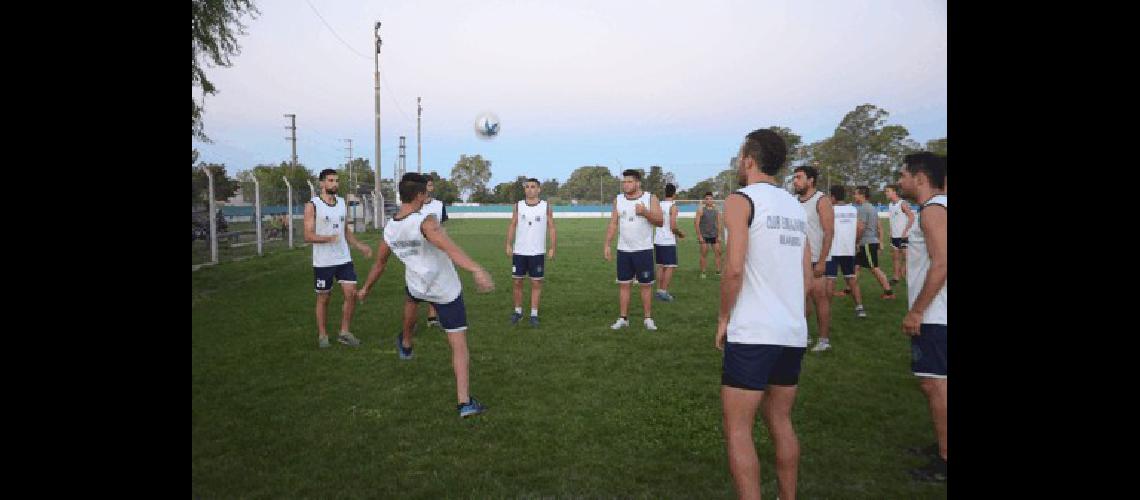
[713,240,723,273]
[699,241,709,274]
[613,251,634,328]
[334,263,361,345]
[722,387,765,500]
[437,293,485,417]
[865,244,895,297]
[427,302,439,327]
[910,325,948,480]
[314,266,334,345]
[891,240,903,283]
[619,282,631,318]
[528,255,545,324]
[401,296,417,349]
[511,254,526,323]
[811,274,832,351]
[762,384,801,500]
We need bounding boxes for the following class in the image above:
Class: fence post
[254,177,262,256]
[201,166,217,264]
[283,176,294,249]
[306,180,316,200]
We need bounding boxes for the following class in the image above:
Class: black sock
[621,316,628,321]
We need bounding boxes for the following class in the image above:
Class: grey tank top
[699,206,719,238]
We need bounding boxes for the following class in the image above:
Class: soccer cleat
[664,292,675,302]
[318,336,330,349]
[811,342,831,352]
[610,318,630,330]
[510,311,523,325]
[395,332,414,360]
[337,332,361,347]
[427,317,440,328]
[457,397,487,418]
[909,457,947,482]
[856,308,867,319]
[529,316,539,327]
[644,318,658,331]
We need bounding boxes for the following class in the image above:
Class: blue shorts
[891,237,909,249]
[405,287,468,333]
[911,324,947,378]
[654,244,678,267]
[825,256,855,278]
[617,249,655,284]
[314,262,357,293]
[511,254,545,279]
[722,343,806,391]
[702,236,718,245]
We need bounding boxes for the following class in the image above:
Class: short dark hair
[704,191,713,198]
[525,178,540,186]
[319,169,338,181]
[664,183,676,197]
[884,184,899,193]
[830,185,846,201]
[741,129,787,176]
[903,152,946,190]
[622,169,641,181]
[855,186,870,199]
[398,173,428,203]
[793,165,818,185]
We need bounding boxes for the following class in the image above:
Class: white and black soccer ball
[474,112,500,140]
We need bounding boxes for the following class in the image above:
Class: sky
[192,0,947,190]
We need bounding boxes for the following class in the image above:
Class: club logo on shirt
[535,216,542,223]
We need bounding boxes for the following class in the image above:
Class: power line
[303,0,370,60]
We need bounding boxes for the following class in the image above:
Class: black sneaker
[910,457,947,482]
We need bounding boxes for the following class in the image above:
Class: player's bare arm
[546,202,557,260]
[902,202,916,235]
[716,193,750,350]
[505,203,519,256]
[603,199,619,260]
[303,202,337,244]
[357,240,392,301]
[642,194,664,227]
[816,195,835,277]
[422,215,495,292]
[342,219,373,258]
[670,204,684,238]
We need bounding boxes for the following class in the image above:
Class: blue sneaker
[510,311,523,325]
[529,315,539,327]
[457,397,487,418]
[395,332,413,360]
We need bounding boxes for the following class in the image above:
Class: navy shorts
[702,236,718,245]
[722,343,806,391]
[891,237,909,249]
[825,256,855,278]
[512,254,545,279]
[856,243,881,268]
[405,287,468,333]
[654,244,678,267]
[911,324,947,378]
[314,262,357,293]
[617,249,655,284]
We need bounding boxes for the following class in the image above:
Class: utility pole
[345,138,355,232]
[399,136,406,180]
[373,21,384,229]
[344,138,354,188]
[417,97,423,174]
[284,114,297,175]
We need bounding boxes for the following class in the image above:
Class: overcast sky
[192,0,946,189]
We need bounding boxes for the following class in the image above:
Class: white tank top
[829,204,858,257]
[311,196,352,267]
[907,195,947,325]
[383,211,463,304]
[889,200,909,238]
[616,192,654,252]
[727,183,809,346]
[654,200,677,246]
[422,199,445,223]
[799,190,825,262]
[513,199,548,256]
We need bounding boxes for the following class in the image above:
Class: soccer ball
[474,112,500,140]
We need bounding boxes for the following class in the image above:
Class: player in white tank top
[303,170,374,348]
[898,152,948,475]
[419,178,448,327]
[604,170,664,331]
[356,173,495,416]
[885,185,916,285]
[717,130,810,500]
[504,179,557,325]
[792,165,836,351]
[651,183,685,302]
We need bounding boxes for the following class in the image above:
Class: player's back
[383,211,462,304]
[830,204,858,257]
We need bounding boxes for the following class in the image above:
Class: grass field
[192,218,946,498]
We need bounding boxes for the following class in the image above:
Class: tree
[926,137,947,156]
[540,178,560,198]
[813,104,920,190]
[335,158,375,195]
[561,165,619,202]
[193,0,260,142]
[491,181,516,204]
[426,171,460,204]
[192,163,240,206]
[242,162,316,206]
[644,166,665,196]
[469,185,496,204]
[450,154,492,202]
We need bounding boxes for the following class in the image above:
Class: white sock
[531,308,538,317]
[659,289,667,294]
[514,307,522,314]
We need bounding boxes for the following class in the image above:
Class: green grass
[192,218,945,498]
